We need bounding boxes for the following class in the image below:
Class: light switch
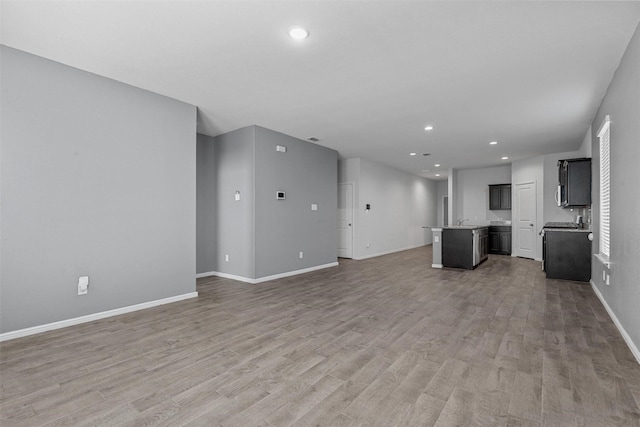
[235,191,240,201]
[276,145,287,153]
[311,204,318,211]
[434,236,439,243]
[78,276,89,295]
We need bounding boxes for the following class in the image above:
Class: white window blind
[598,115,611,259]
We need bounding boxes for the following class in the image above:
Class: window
[597,115,611,262]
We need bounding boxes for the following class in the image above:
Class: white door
[338,183,354,258]
[514,181,537,259]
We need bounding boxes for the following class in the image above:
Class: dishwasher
[472,227,489,267]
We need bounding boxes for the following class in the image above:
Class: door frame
[338,182,355,259]
[512,180,538,260]
[442,196,449,226]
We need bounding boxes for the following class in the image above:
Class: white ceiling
[2,1,639,180]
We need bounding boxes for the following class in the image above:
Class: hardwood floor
[1,246,639,426]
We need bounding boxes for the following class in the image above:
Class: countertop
[543,227,592,233]
[441,225,489,230]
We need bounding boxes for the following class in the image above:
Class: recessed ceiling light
[410,152,417,156]
[490,141,498,145]
[424,125,434,131]
[435,174,441,177]
[288,26,309,40]
[434,164,440,167]
[501,156,509,160]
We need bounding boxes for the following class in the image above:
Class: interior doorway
[443,196,449,226]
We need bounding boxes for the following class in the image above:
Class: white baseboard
[0,292,199,342]
[196,262,339,285]
[354,244,426,261]
[195,271,216,279]
[590,280,640,364]
[432,264,443,269]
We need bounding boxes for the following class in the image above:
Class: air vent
[307,137,320,142]
[422,153,431,156]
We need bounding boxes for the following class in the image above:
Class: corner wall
[199,125,338,281]
[254,126,338,278]
[211,127,256,278]
[0,46,197,334]
[590,23,640,360]
[196,134,217,274]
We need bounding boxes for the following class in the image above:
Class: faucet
[457,218,469,226]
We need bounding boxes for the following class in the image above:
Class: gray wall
[0,46,197,333]
[197,125,338,280]
[254,126,338,277]
[196,134,217,274]
[212,127,256,278]
[590,23,640,352]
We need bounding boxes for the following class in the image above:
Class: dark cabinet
[489,184,511,210]
[443,229,473,269]
[442,228,488,270]
[489,226,511,255]
[544,230,591,282]
[558,158,591,207]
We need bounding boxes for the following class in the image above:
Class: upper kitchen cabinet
[558,158,591,207]
[489,184,511,210]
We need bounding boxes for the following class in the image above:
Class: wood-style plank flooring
[1,247,639,426]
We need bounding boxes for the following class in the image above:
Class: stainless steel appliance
[472,227,489,266]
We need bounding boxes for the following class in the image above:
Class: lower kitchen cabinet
[544,230,591,282]
[489,226,511,255]
[442,227,488,270]
[443,229,473,269]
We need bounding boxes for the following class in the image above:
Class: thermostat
[276,191,286,200]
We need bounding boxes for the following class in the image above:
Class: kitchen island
[431,226,489,270]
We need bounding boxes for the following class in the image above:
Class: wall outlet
[434,236,439,243]
[311,203,318,211]
[78,276,89,296]
[235,191,240,201]
[225,254,229,262]
[299,251,304,259]
[276,145,287,153]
